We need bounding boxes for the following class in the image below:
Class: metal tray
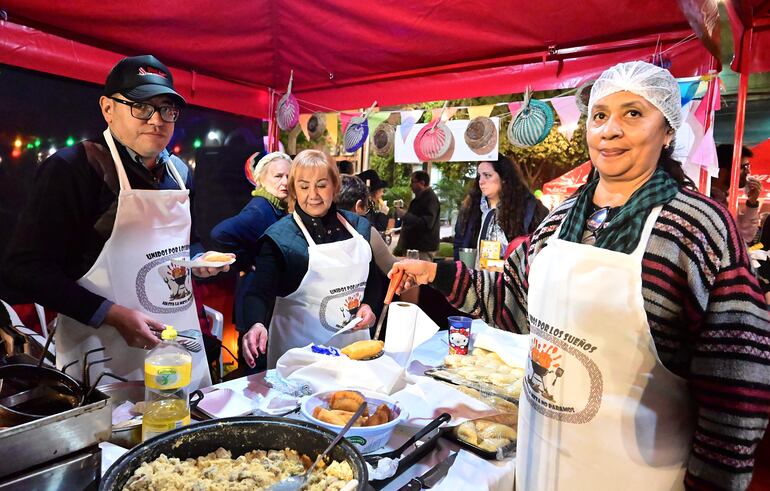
[443,428,516,461]
[424,366,520,405]
[0,389,111,478]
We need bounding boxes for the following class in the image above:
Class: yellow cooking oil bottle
[142,325,192,441]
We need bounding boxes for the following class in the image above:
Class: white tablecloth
[101,319,516,490]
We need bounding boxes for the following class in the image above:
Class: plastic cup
[458,248,476,268]
[447,316,472,355]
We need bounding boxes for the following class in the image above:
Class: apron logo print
[339,292,361,327]
[159,263,193,302]
[527,339,564,402]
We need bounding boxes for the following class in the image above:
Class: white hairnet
[588,61,682,130]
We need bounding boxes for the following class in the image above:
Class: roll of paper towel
[384,302,439,366]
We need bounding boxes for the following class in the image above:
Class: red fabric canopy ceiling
[0,1,716,117]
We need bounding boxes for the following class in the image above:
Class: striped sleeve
[674,193,770,491]
[432,202,572,333]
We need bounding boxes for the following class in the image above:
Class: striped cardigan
[433,188,770,490]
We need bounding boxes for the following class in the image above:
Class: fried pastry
[341,340,384,360]
[328,390,367,413]
[363,403,392,427]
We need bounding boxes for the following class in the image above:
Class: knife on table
[397,452,457,490]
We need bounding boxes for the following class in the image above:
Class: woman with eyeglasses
[211,151,291,374]
[390,62,770,490]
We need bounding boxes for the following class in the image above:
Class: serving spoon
[267,401,367,491]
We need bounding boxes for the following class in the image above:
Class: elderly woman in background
[211,151,290,373]
[453,155,548,265]
[242,150,395,369]
[391,62,770,490]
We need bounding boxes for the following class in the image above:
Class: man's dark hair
[337,160,354,175]
[337,175,369,211]
[716,144,753,169]
[412,170,430,186]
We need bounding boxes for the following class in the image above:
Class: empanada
[456,421,479,445]
[329,390,367,413]
[479,423,517,440]
[363,403,391,427]
[477,437,511,452]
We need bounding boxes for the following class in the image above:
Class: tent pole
[728,26,753,216]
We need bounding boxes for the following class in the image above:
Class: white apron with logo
[56,130,211,389]
[267,212,372,368]
[517,206,693,490]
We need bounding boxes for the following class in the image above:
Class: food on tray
[123,447,354,491]
[454,385,518,415]
[454,419,517,453]
[329,390,368,413]
[341,339,384,360]
[202,251,234,262]
[311,391,393,427]
[436,346,525,402]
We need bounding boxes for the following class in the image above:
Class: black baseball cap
[103,55,186,106]
[357,169,389,192]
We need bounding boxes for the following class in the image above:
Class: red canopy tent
[0,0,717,120]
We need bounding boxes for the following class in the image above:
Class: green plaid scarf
[558,167,679,253]
[251,186,288,212]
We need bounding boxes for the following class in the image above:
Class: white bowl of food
[301,389,406,454]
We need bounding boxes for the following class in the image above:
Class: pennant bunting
[549,96,581,140]
[507,102,523,116]
[298,113,312,141]
[468,104,495,120]
[326,113,339,146]
[339,112,356,136]
[367,111,391,133]
[679,81,700,107]
[399,110,424,142]
[431,107,457,123]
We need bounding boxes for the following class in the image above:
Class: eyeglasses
[583,206,610,245]
[109,97,181,123]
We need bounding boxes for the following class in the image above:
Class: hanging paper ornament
[414,102,455,161]
[343,101,377,152]
[372,122,396,157]
[276,71,299,131]
[507,89,554,148]
[307,112,327,139]
[464,116,498,155]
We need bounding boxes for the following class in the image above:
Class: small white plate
[197,388,254,419]
[171,253,235,269]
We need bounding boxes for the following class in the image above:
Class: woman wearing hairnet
[391,62,770,490]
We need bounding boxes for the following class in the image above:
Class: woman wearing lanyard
[390,62,770,489]
[241,150,394,369]
[453,155,547,267]
[212,151,290,373]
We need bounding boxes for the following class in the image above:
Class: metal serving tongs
[373,269,404,341]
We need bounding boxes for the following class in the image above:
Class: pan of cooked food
[301,389,406,454]
[100,416,367,491]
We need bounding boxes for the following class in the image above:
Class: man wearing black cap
[1,55,225,388]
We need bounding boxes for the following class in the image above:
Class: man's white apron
[56,130,211,389]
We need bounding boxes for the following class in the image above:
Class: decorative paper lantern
[464,116,497,155]
[342,102,378,153]
[414,120,454,161]
[372,123,396,156]
[307,112,326,140]
[276,71,299,131]
[507,96,554,148]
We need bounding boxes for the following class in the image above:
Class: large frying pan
[100,416,369,490]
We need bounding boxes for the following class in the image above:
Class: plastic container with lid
[141,325,192,441]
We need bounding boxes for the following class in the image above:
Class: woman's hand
[389,260,438,293]
[241,323,268,368]
[355,304,376,330]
